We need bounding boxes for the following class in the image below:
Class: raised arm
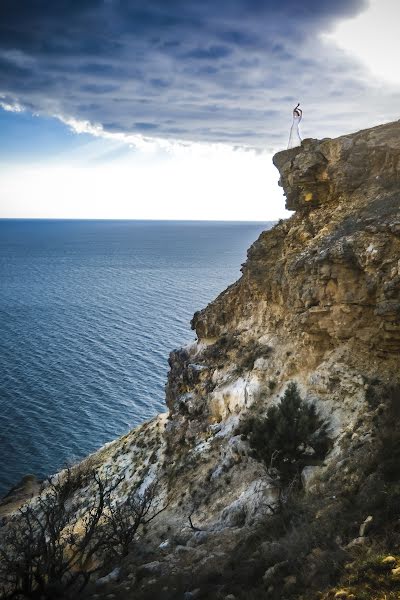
[293,103,301,117]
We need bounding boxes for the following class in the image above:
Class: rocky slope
[2,120,400,600]
[165,119,400,524]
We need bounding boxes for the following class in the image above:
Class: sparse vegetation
[104,480,168,557]
[0,468,119,599]
[318,550,400,600]
[235,340,273,373]
[0,467,165,599]
[200,334,272,374]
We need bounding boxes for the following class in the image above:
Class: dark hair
[293,103,302,117]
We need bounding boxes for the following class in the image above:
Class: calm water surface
[0,220,271,494]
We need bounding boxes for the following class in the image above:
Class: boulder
[96,567,121,586]
[136,561,162,579]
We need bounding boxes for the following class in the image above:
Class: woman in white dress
[287,103,302,149]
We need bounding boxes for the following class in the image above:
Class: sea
[0,219,272,495]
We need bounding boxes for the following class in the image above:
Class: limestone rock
[191,120,400,356]
[274,121,400,212]
[301,465,322,491]
[359,515,373,537]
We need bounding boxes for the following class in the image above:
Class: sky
[0,0,399,220]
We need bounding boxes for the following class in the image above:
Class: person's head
[293,103,302,117]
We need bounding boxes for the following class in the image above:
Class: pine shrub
[242,382,330,483]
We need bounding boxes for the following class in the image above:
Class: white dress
[287,112,302,149]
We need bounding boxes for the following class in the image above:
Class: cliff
[165,118,400,525]
[1,121,400,600]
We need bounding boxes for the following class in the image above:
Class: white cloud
[1,106,291,220]
[0,98,23,112]
[324,0,400,87]
[0,142,289,221]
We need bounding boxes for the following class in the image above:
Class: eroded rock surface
[192,122,400,357]
[160,120,399,540]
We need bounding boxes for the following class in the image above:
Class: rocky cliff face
[3,121,400,600]
[192,121,400,354]
[155,120,399,597]
[166,121,400,494]
[109,119,397,599]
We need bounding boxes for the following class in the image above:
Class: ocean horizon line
[0,217,277,224]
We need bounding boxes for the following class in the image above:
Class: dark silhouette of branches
[187,490,205,532]
[0,468,122,599]
[104,480,169,557]
[263,449,301,524]
[0,466,168,599]
[188,509,203,532]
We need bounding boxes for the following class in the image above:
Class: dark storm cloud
[184,46,232,60]
[0,0,387,148]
